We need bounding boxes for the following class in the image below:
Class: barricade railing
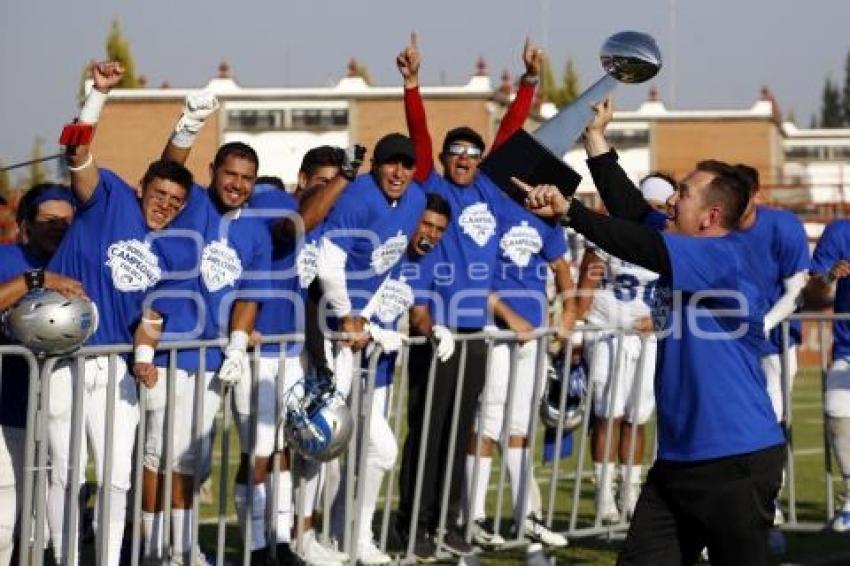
[5,314,845,564]
[780,312,850,532]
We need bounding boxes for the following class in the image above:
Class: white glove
[367,324,405,353]
[218,330,249,385]
[218,349,247,385]
[432,325,455,362]
[171,91,220,148]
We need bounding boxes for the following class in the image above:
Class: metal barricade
[8,313,846,564]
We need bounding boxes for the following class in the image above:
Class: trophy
[480,31,662,200]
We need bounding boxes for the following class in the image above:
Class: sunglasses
[446,144,483,159]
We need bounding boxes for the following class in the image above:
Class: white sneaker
[299,530,349,565]
[170,549,213,566]
[470,519,505,547]
[357,539,392,565]
[596,493,620,524]
[831,509,850,532]
[522,516,568,548]
[773,502,785,526]
[620,482,642,520]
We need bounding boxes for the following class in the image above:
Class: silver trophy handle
[533,74,619,158]
[532,31,662,158]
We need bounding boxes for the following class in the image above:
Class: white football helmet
[282,379,353,462]
[2,289,98,356]
[540,358,586,432]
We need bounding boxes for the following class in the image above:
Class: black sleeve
[567,199,671,278]
[586,149,654,222]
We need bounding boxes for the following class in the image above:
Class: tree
[843,50,850,126]
[820,78,843,128]
[105,19,140,88]
[28,138,48,188]
[541,57,581,108]
[560,59,581,106]
[354,63,373,85]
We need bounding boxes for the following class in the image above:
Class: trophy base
[480,129,582,204]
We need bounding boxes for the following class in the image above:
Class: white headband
[640,176,675,203]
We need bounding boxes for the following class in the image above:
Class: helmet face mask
[2,290,98,356]
[282,380,353,462]
[540,359,587,432]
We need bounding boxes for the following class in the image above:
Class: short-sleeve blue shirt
[492,200,567,327]
[0,244,46,427]
[652,232,784,461]
[812,219,850,361]
[423,170,515,329]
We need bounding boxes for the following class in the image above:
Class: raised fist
[91,61,125,93]
[183,91,220,123]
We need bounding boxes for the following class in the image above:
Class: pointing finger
[510,176,534,193]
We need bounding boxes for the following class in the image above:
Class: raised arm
[296,147,363,234]
[64,61,124,204]
[398,32,434,182]
[161,92,220,165]
[492,38,543,151]
[583,98,654,222]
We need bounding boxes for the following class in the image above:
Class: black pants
[619,443,785,566]
[397,334,487,534]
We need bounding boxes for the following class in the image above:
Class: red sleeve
[404,85,434,183]
[491,81,535,152]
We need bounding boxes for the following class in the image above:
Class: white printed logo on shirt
[500,221,543,267]
[201,238,243,292]
[105,240,162,292]
[371,231,408,275]
[297,241,319,289]
[459,202,496,247]
[374,276,415,325]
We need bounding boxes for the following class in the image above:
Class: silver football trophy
[481,31,662,199]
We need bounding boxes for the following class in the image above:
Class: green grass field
[184,367,850,564]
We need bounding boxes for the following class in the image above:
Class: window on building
[226,110,281,131]
[785,145,850,161]
[607,129,649,149]
[291,108,349,130]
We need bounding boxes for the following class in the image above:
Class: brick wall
[91,100,219,186]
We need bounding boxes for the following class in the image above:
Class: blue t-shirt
[363,250,439,387]
[652,232,784,461]
[320,173,426,319]
[159,184,273,370]
[739,206,810,354]
[491,200,567,327]
[48,169,195,348]
[0,244,46,427]
[423,170,514,329]
[248,185,307,355]
[812,219,850,361]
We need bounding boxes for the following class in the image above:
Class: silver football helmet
[540,360,586,432]
[2,289,98,356]
[282,380,353,462]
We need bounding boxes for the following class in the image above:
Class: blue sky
[2,0,849,179]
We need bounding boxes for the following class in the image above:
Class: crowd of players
[2,33,850,566]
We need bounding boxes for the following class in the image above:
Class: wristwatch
[24,268,45,291]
